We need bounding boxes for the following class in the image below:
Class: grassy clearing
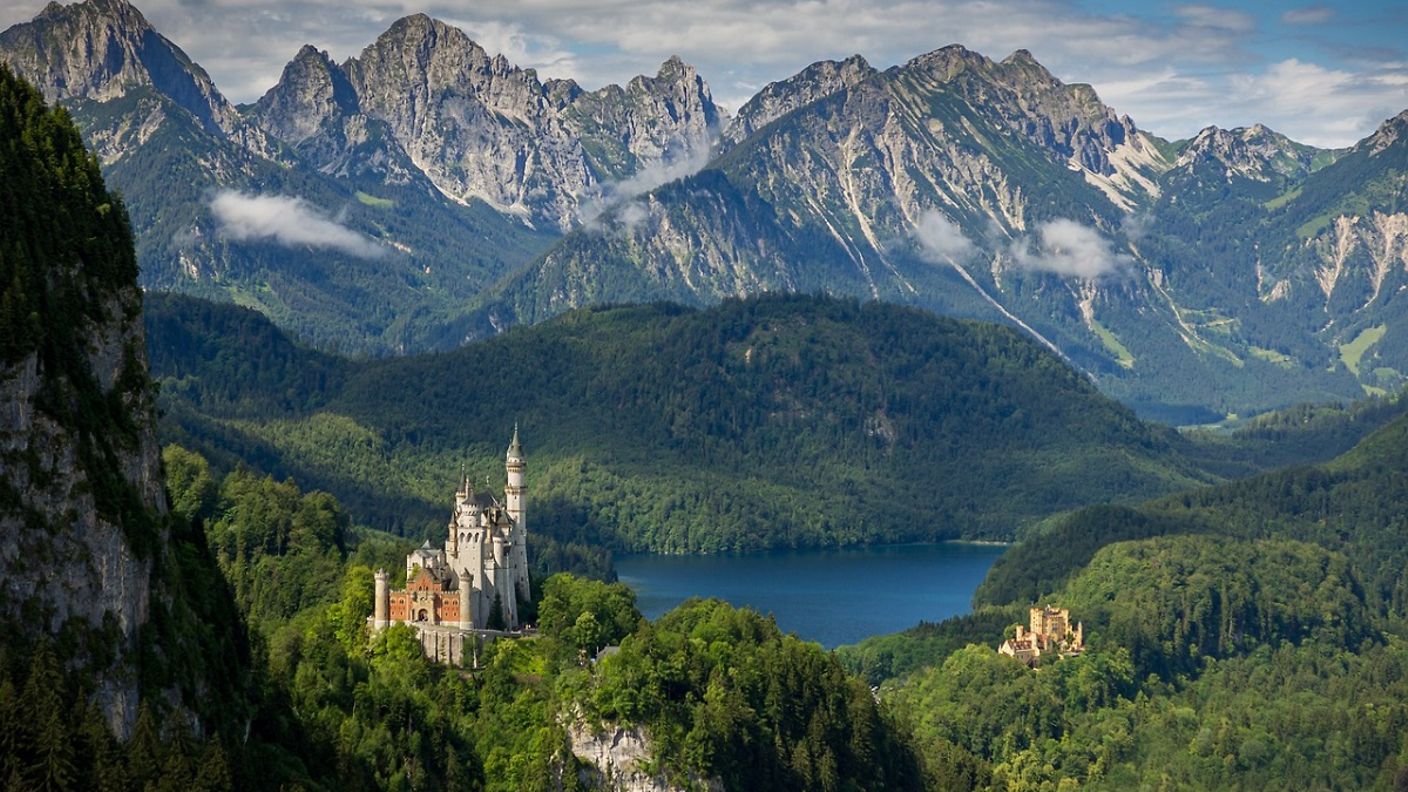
[1090,319,1135,369]
[355,191,395,208]
[1249,346,1296,369]
[1339,324,1386,376]
[1263,187,1302,211]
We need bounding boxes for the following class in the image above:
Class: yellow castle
[998,605,1084,666]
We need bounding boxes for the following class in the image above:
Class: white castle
[370,427,531,664]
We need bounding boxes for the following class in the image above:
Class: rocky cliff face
[250,14,721,230]
[721,54,876,148]
[568,721,723,792]
[0,0,235,135]
[1173,124,1326,185]
[0,63,167,739]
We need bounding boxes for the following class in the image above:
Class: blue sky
[3,0,1406,146]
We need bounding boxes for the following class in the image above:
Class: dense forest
[10,59,1408,791]
[0,70,933,791]
[146,291,1218,551]
[837,396,1408,790]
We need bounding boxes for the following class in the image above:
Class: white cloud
[913,210,976,263]
[1175,4,1255,33]
[1225,58,1408,147]
[582,145,713,229]
[616,201,649,230]
[1282,6,1334,25]
[210,190,384,259]
[1009,219,1130,279]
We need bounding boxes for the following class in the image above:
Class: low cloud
[582,145,713,230]
[913,210,976,263]
[210,191,383,259]
[1120,212,1153,242]
[1009,218,1130,279]
[1174,4,1255,34]
[1281,6,1334,25]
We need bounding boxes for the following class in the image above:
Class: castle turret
[459,573,474,630]
[505,424,530,604]
[374,568,390,631]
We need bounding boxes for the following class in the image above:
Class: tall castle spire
[507,422,523,462]
[504,424,529,603]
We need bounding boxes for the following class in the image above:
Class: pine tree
[193,739,234,792]
[0,677,17,784]
[79,703,129,792]
[20,642,73,792]
[486,593,506,631]
[127,702,162,786]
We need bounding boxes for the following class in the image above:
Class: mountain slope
[0,0,721,354]
[473,44,1381,419]
[976,397,1408,617]
[6,2,1404,416]
[145,292,1211,550]
[0,63,258,751]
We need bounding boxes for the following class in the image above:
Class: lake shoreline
[617,542,1005,647]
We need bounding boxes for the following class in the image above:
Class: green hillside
[975,408,1408,615]
[145,291,1212,551]
[836,385,1408,789]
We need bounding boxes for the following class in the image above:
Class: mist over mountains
[4,0,1408,418]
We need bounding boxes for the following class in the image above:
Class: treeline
[878,532,1402,790]
[0,641,235,791]
[976,411,1408,618]
[150,445,930,790]
[145,291,1212,551]
[841,405,1408,790]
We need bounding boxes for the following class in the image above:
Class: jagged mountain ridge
[5,0,1405,415]
[0,0,720,353]
[471,44,1210,407]
[474,44,1407,418]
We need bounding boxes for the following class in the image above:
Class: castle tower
[459,573,474,630]
[373,568,390,631]
[505,424,531,604]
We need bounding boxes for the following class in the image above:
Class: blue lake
[616,542,1007,648]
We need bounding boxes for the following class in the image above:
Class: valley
[3,0,1407,416]
[3,1,1408,790]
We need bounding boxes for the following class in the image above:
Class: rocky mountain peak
[998,47,1058,85]
[1175,123,1317,182]
[0,0,236,135]
[902,43,1152,190]
[657,54,690,79]
[904,43,991,80]
[252,43,359,147]
[722,54,877,146]
[332,14,722,227]
[1363,108,1408,155]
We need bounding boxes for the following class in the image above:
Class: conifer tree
[193,739,234,792]
[20,641,73,792]
[126,702,162,785]
[0,669,17,783]
[486,593,506,631]
[79,702,129,792]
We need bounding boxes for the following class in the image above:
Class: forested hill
[833,385,1408,790]
[146,291,1211,550]
[975,405,1408,616]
